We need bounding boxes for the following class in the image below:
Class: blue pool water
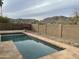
[1,33,63,59]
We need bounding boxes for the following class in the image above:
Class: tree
[0,0,3,16]
[17,18,23,24]
[71,8,79,24]
[0,16,10,23]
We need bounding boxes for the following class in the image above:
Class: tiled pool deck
[0,30,79,59]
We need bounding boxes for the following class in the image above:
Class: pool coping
[23,32,77,49]
[0,30,25,34]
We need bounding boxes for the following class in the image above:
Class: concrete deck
[23,32,79,59]
[0,41,23,59]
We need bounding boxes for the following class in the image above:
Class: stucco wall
[32,24,79,40]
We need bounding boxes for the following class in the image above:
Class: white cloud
[4,0,61,15]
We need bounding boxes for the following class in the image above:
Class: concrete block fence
[32,24,79,40]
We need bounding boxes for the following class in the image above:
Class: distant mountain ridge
[42,16,71,23]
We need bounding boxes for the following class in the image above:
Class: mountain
[11,19,39,24]
[41,16,71,24]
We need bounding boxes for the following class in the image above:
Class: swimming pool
[1,33,63,59]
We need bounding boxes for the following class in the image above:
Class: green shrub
[0,16,10,23]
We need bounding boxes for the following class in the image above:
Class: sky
[2,0,79,20]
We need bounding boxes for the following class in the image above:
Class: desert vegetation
[0,16,10,23]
